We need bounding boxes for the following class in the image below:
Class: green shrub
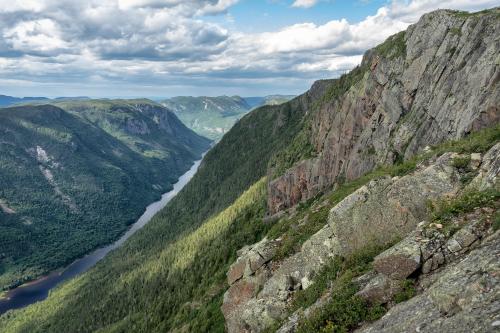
[394,279,416,303]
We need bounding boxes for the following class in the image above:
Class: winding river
[0,156,204,315]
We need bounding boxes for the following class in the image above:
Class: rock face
[268,9,500,214]
[222,151,467,332]
[356,230,500,333]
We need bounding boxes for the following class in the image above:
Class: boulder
[373,232,422,280]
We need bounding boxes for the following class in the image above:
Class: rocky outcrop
[223,149,477,332]
[268,9,500,214]
[356,229,500,333]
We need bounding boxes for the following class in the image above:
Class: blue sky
[207,0,389,33]
[0,0,497,98]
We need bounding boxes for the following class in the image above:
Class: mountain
[1,8,499,333]
[0,100,210,290]
[0,95,49,107]
[161,96,251,140]
[243,95,296,109]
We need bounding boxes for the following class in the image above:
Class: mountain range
[161,95,295,140]
[0,7,499,333]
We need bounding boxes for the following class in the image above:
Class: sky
[0,0,498,98]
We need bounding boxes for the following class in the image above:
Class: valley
[0,155,204,314]
[0,5,498,333]
[0,101,210,292]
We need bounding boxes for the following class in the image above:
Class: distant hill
[0,95,49,107]
[161,95,295,140]
[243,95,295,109]
[161,96,251,140]
[0,100,210,289]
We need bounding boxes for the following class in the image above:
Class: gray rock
[268,9,500,214]
[373,232,422,280]
[357,273,403,304]
[356,231,500,333]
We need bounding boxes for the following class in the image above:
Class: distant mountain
[0,95,49,107]
[0,100,210,289]
[161,96,251,140]
[243,95,295,109]
[161,95,296,141]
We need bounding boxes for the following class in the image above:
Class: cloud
[0,0,497,97]
[292,0,319,8]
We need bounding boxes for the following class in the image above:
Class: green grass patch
[375,31,407,60]
[493,211,500,232]
[431,189,500,223]
[394,279,416,303]
[293,244,394,333]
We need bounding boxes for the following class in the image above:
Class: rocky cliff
[268,8,500,215]
[224,139,499,333]
[223,8,500,333]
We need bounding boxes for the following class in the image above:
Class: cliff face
[268,9,500,214]
[222,8,500,333]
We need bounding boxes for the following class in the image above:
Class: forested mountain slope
[0,101,209,290]
[161,96,252,140]
[0,8,499,333]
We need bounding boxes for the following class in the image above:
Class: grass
[493,211,500,232]
[292,244,393,333]
[375,31,407,60]
[393,279,416,304]
[431,189,500,223]
[449,27,462,36]
[429,188,500,236]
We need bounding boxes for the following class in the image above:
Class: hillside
[0,8,499,333]
[0,101,210,290]
[161,96,251,140]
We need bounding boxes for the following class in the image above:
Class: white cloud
[0,0,496,97]
[292,0,319,8]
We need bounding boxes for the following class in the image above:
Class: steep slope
[0,102,209,290]
[268,8,500,214]
[161,96,251,140]
[0,8,499,333]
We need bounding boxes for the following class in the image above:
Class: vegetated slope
[161,96,252,140]
[0,101,209,290]
[1,7,499,333]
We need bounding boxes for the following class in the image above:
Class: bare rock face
[268,9,500,214]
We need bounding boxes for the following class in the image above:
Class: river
[0,156,204,315]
